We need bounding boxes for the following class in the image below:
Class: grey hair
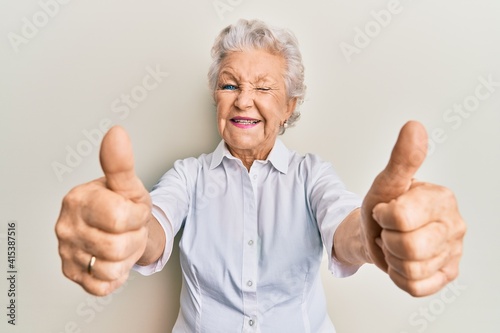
[208,19,306,133]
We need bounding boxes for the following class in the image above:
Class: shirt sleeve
[132,158,197,276]
[307,154,363,278]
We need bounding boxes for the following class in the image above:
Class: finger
[380,222,448,261]
[81,180,151,233]
[76,227,148,262]
[100,126,147,202]
[365,121,428,207]
[439,252,462,282]
[372,182,458,232]
[58,226,146,279]
[89,257,138,282]
[80,270,130,296]
[59,249,128,296]
[86,246,145,282]
[387,267,449,297]
[362,121,428,270]
[382,247,450,280]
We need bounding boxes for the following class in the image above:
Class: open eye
[221,84,238,91]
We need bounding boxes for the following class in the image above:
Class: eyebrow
[218,70,237,81]
[218,70,278,85]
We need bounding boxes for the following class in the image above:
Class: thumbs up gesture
[55,127,157,296]
[361,121,466,296]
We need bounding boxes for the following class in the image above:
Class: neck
[227,145,272,171]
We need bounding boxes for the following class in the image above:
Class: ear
[285,97,298,118]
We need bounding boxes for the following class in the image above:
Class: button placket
[243,315,258,332]
[241,164,259,329]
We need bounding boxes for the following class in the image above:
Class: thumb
[99,126,145,201]
[362,121,428,270]
[367,120,427,204]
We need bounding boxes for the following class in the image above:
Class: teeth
[234,119,258,124]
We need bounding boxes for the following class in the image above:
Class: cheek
[216,109,226,129]
[216,94,233,115]
[258,99,287,124]
[216,104,230,131]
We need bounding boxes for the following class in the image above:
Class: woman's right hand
[55,126,153,296]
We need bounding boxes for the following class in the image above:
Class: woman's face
[215,49,297,161]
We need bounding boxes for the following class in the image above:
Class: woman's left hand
[361,121,467,297]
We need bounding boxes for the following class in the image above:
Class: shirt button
[248,240,254,246]
[247,280,253,287]
[249,319,254,326]
[252,174,257,180]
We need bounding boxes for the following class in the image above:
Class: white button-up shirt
[134,139,362,332]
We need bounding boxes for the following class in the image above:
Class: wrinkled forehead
[218,50,286,84]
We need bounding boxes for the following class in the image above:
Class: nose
[234,89,254,110]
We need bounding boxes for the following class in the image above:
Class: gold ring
[87,255,96,275]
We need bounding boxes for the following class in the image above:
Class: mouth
[230,117,261,128]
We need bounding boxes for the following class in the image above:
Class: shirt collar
[209,139,289,174]
[266,139,289,174]
[209,140,228,170]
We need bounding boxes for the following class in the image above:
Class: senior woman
[55,19,466,332]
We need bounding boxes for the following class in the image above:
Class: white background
[1,0,499,332]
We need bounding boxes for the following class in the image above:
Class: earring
[283,121,288,129]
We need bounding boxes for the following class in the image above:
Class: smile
[232,119,259,124]
[230,117,261,128]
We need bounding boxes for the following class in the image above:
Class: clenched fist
[55,126,157,296]
[361,121,466,297]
